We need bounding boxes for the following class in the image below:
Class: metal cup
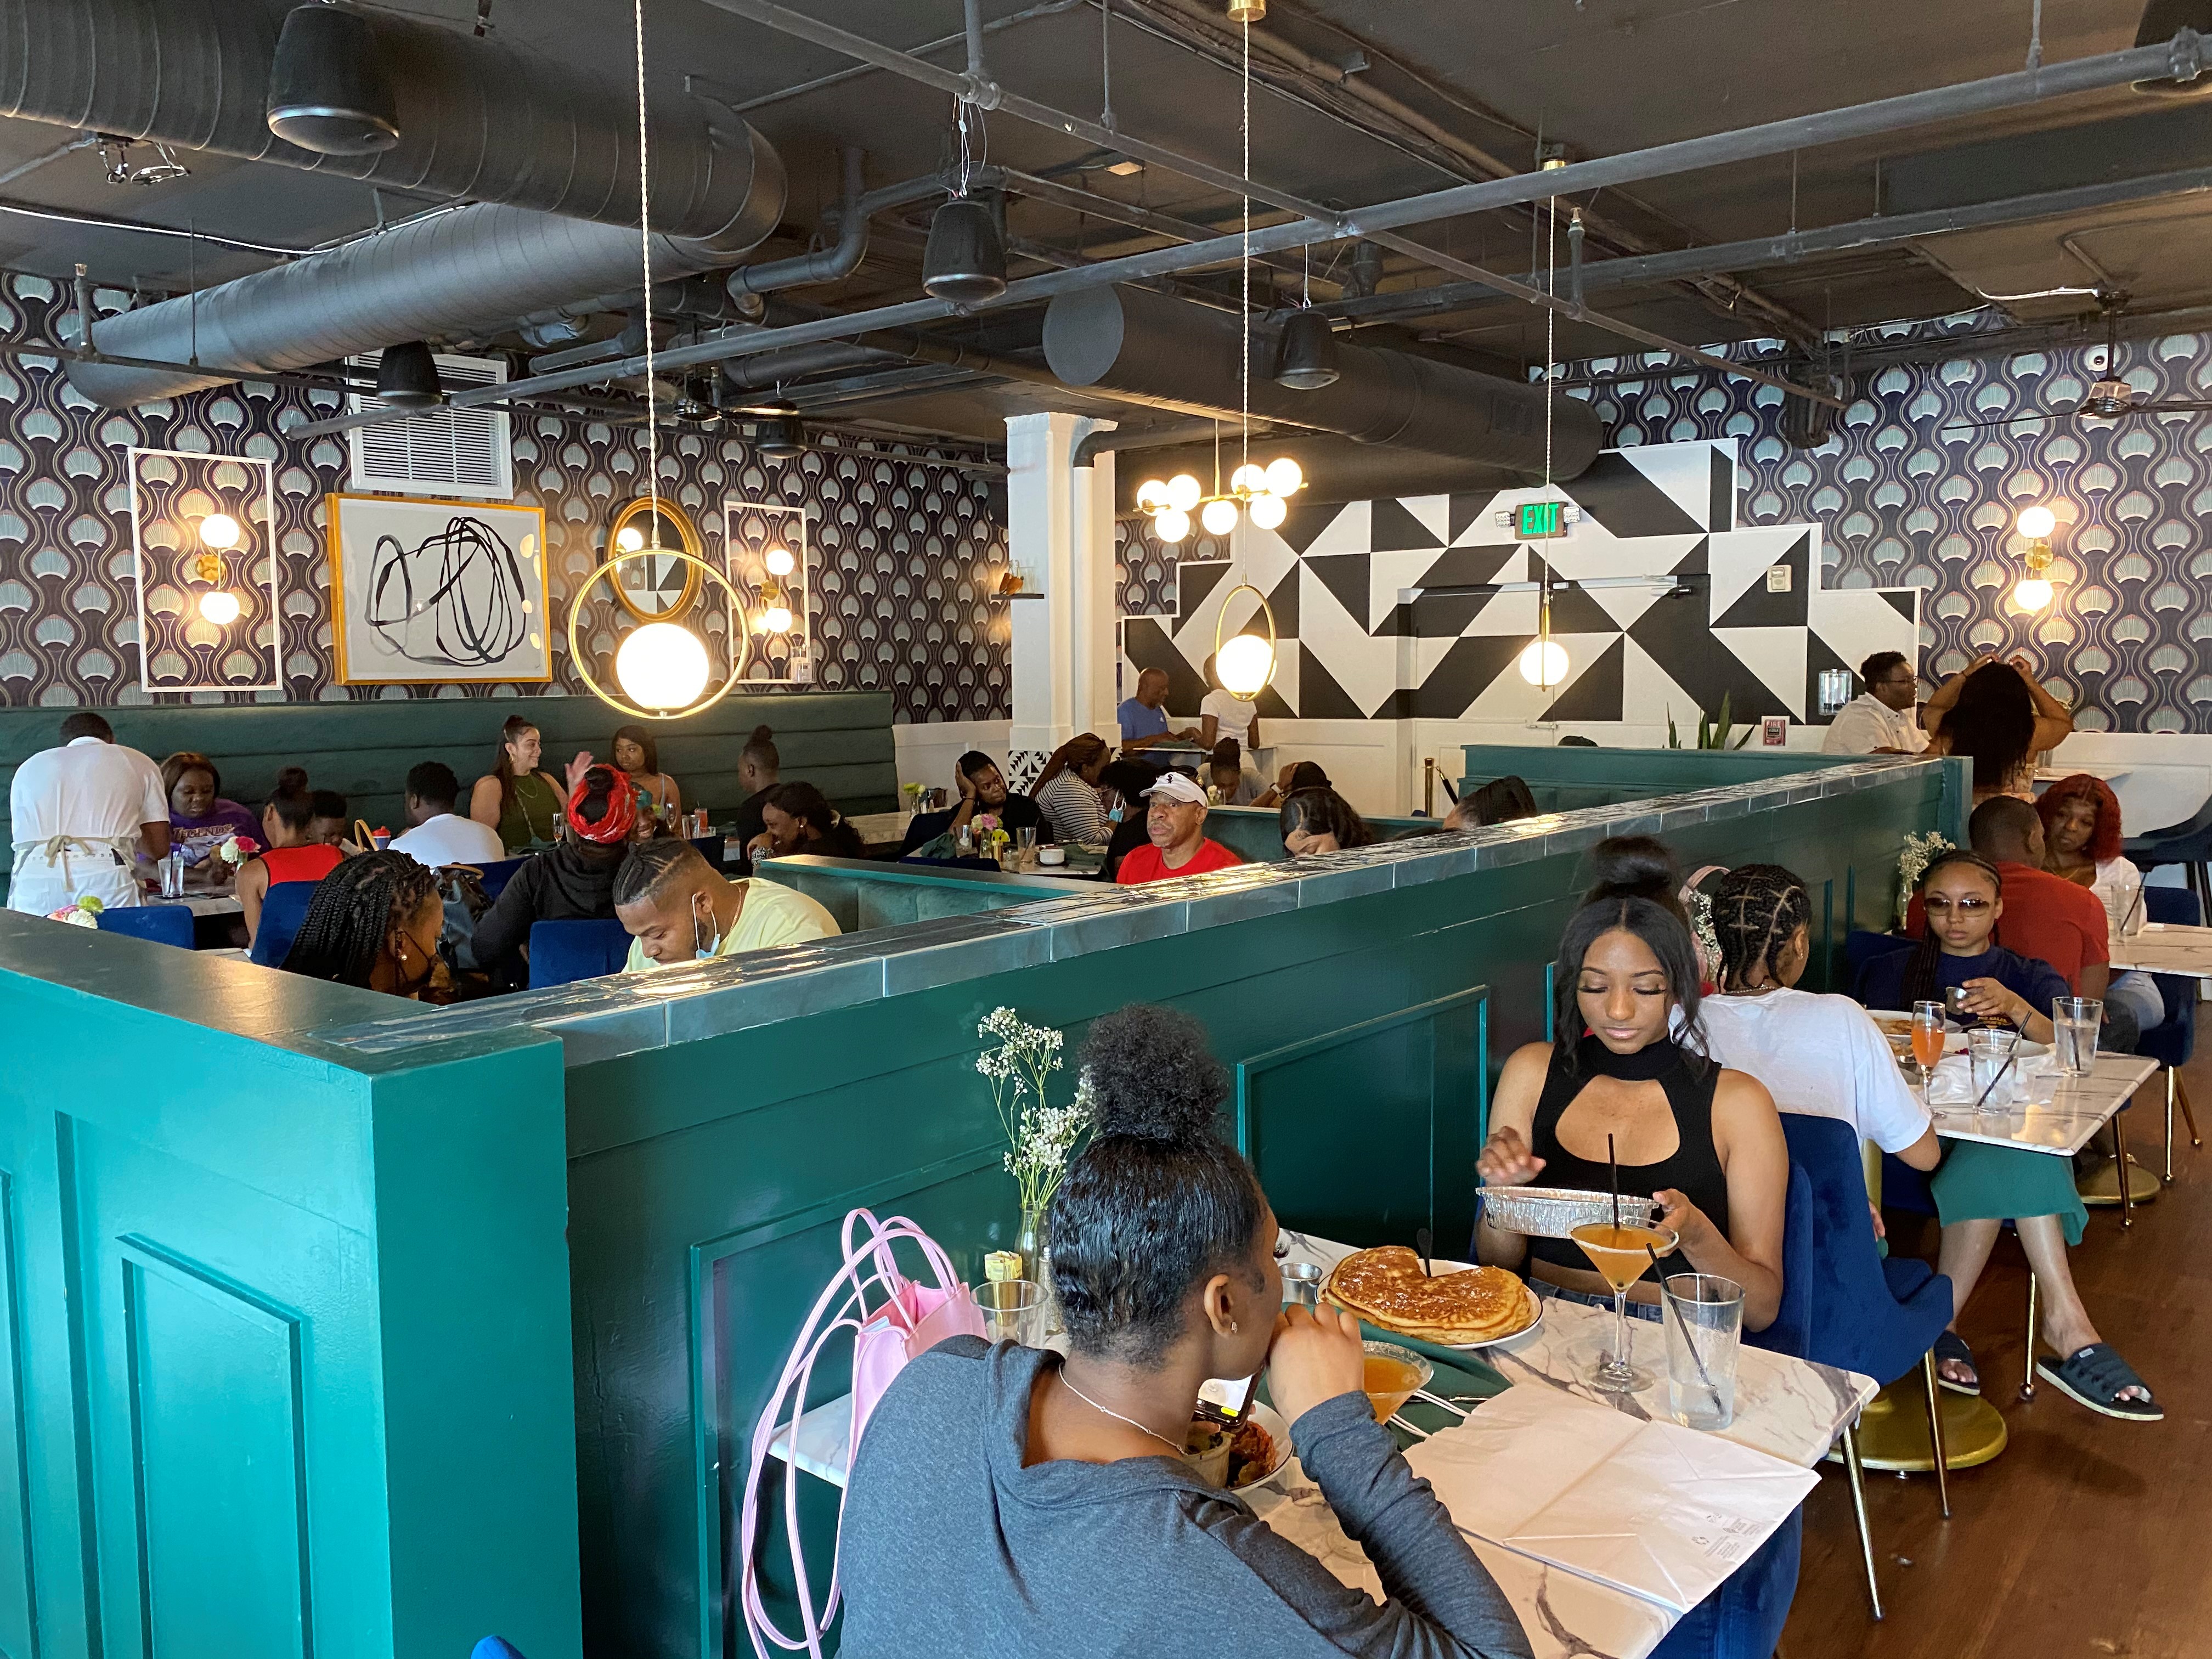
[1280,1261,1324,1311]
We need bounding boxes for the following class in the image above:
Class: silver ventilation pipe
[1045,285,1601,478]
[0,0,781,244]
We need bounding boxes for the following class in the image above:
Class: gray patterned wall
[1572,312,2212,734]
[0,271,1012,723]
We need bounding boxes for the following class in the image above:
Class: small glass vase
[1015,1206,1045,1280]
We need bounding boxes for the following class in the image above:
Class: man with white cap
[1114,771,1243,885]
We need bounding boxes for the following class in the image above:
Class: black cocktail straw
[1609,1133,1620,1233]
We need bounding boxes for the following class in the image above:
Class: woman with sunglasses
[1859,849,2157,1420]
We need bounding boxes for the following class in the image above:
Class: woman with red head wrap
[2037,771,2164,1037]
[471,765,637,985]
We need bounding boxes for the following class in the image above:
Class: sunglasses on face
[1923,895,1993,914]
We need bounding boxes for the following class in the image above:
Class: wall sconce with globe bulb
[723,499,815,682]
[2013,503,2057,611]
[126,447,280,692]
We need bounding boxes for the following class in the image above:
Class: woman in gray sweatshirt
[839,1004,1532,1659]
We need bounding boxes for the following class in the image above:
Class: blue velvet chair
[2138,885,2201,1180]
[527,917,632,988]
[473,856,528,899]
[2122,795,2212,910]
[1652,1158,1813,1658]
[247,881,316,967]
[1844,928,1915,1002]
[1777,1114,1955,1620]
[95,905,195,949]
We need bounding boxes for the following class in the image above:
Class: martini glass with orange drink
[1569,1217,1680,1389]
[1910,999,1947,1098]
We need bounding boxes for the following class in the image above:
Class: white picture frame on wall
[724,499,815,686]
[126,447,282,696]
[325,492,551,684]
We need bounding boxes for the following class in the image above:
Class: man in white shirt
[7,712,168,915]
[389,761,507,867]
[1821,650,1929,755]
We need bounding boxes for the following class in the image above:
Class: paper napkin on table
[1406,1382,1816,1616]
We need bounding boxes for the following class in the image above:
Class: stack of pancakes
[1323,1246,1533,1345]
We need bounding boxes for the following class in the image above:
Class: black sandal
[1933,1330,1979,1397]
[2035,1344,2162,1421]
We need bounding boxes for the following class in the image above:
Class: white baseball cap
[1141,772,1209,806]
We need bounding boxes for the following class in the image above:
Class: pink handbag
[740,1207,984,1659]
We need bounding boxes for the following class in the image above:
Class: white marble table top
[1926,1052,2158,1157]
[1278,1232,1872,1469]
[2106,921,2212,984]
[142,893,241,917]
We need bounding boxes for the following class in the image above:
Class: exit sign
[1515,500,1568,539]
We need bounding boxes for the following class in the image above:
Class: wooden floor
[1785,1045,2211,1658]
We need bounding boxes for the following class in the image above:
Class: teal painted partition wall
[757,855,1066,932]
[1204,804,1438,864]
[0,928,584,1659]
[0,752,1966,1659]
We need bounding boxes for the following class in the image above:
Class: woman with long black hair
[750,780,866,860]
[840,1005,1531,1659]
[1922,654,2073,804]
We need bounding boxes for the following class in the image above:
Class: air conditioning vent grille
[347,352,514,499]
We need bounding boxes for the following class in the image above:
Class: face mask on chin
[692,891,722,960]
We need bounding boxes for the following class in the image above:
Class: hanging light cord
[634,0,661,537]
[1540,193,1558,687]
[1240,16,1250,481]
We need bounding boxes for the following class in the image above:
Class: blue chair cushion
[474,856,528,899]
[1778,1115,1951,1386]
[248,881,317,967]
[2135,885,2199,1070]
[527,917,633,988]
[95,905,195,949]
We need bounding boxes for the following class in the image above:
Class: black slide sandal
[2035,1344,2162,1422]
[1933,1330,1979,1396]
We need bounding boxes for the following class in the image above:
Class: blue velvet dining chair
[526,917,633,989]
[1775,1113,1956,1621]
[1844,928,1916,1002]
[473,856,528,899]
[2121,795,2212,910]
[95,905,195,949]
[247,881,317,967]
[2138,884,2201,1181]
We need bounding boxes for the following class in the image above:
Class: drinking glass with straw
[1567,1133,1680,1391]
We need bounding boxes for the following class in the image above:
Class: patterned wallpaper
[0,271,1012,723]
[1569,313,2212,735]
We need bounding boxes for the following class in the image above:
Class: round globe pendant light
[1211,583,1278,697]
[1517,591,1568,689]
[615,622,710,713]
[922,197,1007,304]
[266,3,400,155]
[568,546,750,721]
[199,512,241,550]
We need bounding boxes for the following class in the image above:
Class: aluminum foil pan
[1479,1186,1661,1240]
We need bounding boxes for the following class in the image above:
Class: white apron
[8,833,144,917]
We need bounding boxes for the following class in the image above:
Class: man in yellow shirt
[615,838,839,970]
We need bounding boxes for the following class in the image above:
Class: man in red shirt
[1906,795,2127,1044]
[1115,771,1243,885]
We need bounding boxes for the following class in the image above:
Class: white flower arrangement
[977,1006,1087,1215]
[1897,830,1955,926]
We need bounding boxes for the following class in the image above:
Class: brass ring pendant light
[1210,582,1278,698]
[567,547,749,720]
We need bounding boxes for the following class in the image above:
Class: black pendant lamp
[754,415,806,458]
[267,4,401,154]
[922,197,1008,304]
[1274,308,1341,391]
[376,341,444,408]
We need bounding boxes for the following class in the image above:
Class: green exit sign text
[1515,500,1568,539]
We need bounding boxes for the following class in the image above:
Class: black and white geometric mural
[1121,438,1917,729]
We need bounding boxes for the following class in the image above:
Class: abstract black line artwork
[328,493,551,683]
[365,517,532,668]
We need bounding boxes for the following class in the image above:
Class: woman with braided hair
[1855,848,2158,1420]
[278,850,446,998]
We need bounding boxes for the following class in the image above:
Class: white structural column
[1005,411,1118,767]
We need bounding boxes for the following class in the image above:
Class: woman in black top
[1474,843,1788,1329]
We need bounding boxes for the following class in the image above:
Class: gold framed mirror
[607,497,703,623]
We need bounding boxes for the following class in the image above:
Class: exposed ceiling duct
[0,0,782,246]
[1045,284,1601,479]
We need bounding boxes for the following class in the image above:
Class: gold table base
[1843,1376,2008,1472]
[2078,1154,2160,1207]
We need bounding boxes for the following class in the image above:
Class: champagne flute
[1910,998,1947,1101]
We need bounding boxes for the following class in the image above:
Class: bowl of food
[1182,1401,1291,1493]
[1480,1186,1661,1240]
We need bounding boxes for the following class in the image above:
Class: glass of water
[1662,1273,1743,1431]
[1968,1027,2019,1105]
[2053,997,2102,1077]
[973,1279,1045,1346]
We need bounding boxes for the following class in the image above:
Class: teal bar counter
[0,754,1967,1658]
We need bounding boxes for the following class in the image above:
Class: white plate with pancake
[1322,1245,1542,1350]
